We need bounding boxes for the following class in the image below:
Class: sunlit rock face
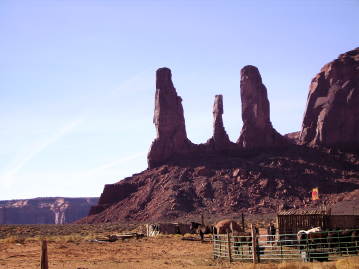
[0,197,98,224]
[206,94,232,150]
[237,65,286,148]
[147,67,194,168]
[300,48,359,149]
[82,49,359,224]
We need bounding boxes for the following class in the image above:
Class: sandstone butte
[80,47,359,224]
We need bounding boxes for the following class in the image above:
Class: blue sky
[0,0,358,200]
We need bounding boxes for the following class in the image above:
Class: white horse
[297,227,323,249]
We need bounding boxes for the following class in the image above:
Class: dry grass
[0,225,358,269]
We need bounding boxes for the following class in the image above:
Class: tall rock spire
[207,95,231,150]
[147,68,192,168]
[237,65,285,148]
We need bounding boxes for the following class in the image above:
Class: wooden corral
[146,223,191,237]
[277,207,359,235]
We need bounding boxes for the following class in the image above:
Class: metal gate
[213,228,359,263]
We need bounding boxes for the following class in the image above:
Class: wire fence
[213,228,359,263]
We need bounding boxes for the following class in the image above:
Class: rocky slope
[0,197,98,224]
[81,48,359,224]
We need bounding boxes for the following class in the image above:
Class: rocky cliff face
[82,48,359,224]
[300,47,359,148]
[147,68,194,168]
[0,197,98,224]
[81,148,359,223]
[237,65,287,148]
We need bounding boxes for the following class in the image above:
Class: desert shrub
[0,235,26,244]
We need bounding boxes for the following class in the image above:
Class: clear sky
[0,0,358,200]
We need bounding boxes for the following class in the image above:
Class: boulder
[300,47,359,149]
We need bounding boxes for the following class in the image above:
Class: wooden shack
[277,207,359,235]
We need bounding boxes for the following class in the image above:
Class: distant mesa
[0,197,98,224]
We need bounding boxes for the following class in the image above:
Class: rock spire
[237,65,285,148]
[207,94,231,150]
[147,67,193,168]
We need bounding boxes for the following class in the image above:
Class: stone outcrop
[147,68,193,168]
[237,65,286,148]
[0,197,98,224]
[80,147,359,223]
[89,183,137,215]
[300,48,359,148]
[83,48,359,224]
[206,95,232,150]
[284,131,300,144]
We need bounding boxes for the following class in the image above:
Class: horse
[232,230,253,255]
[299,227,329,249]
[297,227,327,250]
[190,222,214,242]
[214,219,243,234]
[328,229,358,255]
[213,219,258,256]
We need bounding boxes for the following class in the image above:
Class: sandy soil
[0,225,358,269]
[0,235,223,269]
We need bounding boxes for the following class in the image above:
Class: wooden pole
[251,224,259,264]
[40,240,48,269]
[212,229,217,259]
[241,213,245,232]
[227,232,232,262]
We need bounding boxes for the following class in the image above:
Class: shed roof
[278,208,328,216]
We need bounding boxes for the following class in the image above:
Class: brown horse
[214,219,252,255]
[214,219,243,234]
[190,222,214,242]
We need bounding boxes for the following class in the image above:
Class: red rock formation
[300,48,359,148]
[237,65,286,148]
[147,68,193,168]
[206,95,232,150]
[79,148,359,224]
[88,183,137,215]
[81,51,359,224]
[284,131,300,144]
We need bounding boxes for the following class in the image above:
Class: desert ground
[0,224,359,269]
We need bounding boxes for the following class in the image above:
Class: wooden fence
[213,228,359,263]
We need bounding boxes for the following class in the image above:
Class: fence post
[251,224,259,264]
[40,240,48,269]
[241,213,245,232]
[212,230,217,259]
[227,232,232,262]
